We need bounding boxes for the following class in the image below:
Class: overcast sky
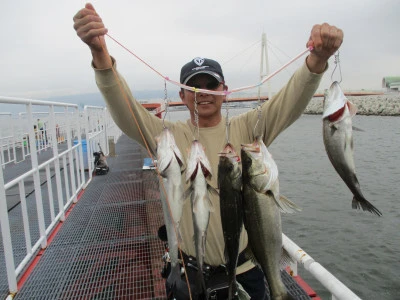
[1,0,399,100]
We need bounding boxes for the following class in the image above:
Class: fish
[156,127,186,290]
[241,136,295,300]
[322,81,382,216]
[218,143,243,300]
[242,137,301,214]
[184,140,216,298]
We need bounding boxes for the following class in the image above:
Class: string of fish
[99,33,314,298]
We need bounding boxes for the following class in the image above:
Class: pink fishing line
[106,34,312,96]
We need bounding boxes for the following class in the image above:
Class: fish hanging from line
[184,140,217,298]
[218,142,243,300]
[241,136,296,300]
[156,128,186,290]
[322,81,382,216]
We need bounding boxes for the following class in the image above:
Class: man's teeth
[198,102,211,105]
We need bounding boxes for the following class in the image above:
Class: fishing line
[224,95,231,144]
[253,102,262,137]
[106,33,312,96]
[101,33,312,298]
[193,92,200,140]
[331,50,342,83]
[98,37,194,298]
[162,80,168,128]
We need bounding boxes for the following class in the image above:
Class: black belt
[179,250,248,278]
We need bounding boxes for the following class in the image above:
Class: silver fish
[185,140,215,298]
[242,137,300,213]
[322,81,382,216]
[241,137,295,300]
[156,128,186,289]
[218,143,243,300]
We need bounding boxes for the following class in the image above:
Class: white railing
[0,113,18,167]
[282,233,361,300]
[0,96,86,296]
[0,95,125,299]
[83,105,110,179]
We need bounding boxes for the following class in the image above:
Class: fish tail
[166,264,181,291]
[277,195,302,214]
[352,196,382,216]
[280,292,296,300]
[228,280,238,300]
[195,270,207,298]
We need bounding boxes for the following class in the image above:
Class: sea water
[167,109,400,300]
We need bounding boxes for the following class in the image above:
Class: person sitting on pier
[73,3,343,299]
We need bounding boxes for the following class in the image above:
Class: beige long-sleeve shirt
[94,58,324,274]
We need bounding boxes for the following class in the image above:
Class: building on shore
[382,76,400,92]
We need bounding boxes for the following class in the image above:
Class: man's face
[179,74,227,127]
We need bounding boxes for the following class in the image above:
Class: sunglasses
[187,80,222,91]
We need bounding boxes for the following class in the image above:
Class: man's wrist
[91,49,112,69]
[306,53,328,74]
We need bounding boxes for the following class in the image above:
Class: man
[73,3,343,299]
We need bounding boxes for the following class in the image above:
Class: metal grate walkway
[11,135,312,299]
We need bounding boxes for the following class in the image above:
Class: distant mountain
[0,90,181,115]
[45,90,180,109]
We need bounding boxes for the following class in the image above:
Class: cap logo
[193,57,205,66]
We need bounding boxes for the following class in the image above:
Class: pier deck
[3,135,313,299]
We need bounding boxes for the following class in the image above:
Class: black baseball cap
[180,57,224,85]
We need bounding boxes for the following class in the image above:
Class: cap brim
[183,71,223,85]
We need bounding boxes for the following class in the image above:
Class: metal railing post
[26,103,47,249]
[64,107,77,203]
[103,108,109,155]
[50,105,65,221]
[0,157,18,294]
[75,108,85,186]
[84,106,93,179]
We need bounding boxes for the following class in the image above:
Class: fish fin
[242,245,259,266]
[177,228,183,244]
[236,282,251,300]
[192,198,199,214]
[207,184,219,196]
[352,196,382,216]
[224,246,229,266]
[191,235,196,247]
[179,195,187,204]
[157,158,172,175]
[170,184,185,205]
[183,187,193,206]
[206,184,218,212]
[166,264,181,291]
[205,196,214,213]
[183,186,192,199]
[329,122,339,130]
[344,129,353,152]
[277,194,302,214]
[279,247,296,270]
[195,271,207,298]
[267,190,302,213]
[352,126,364,132]
[347,100,358,116]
